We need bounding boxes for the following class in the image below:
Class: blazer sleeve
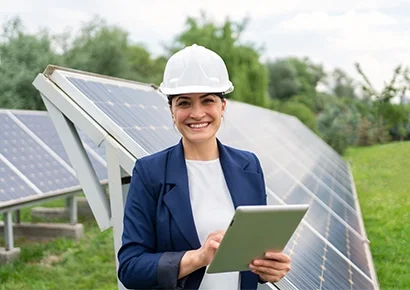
[117,160,186,289]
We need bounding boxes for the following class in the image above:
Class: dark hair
[167,93,225,106]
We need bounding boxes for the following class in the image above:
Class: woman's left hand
[248,251,291,283]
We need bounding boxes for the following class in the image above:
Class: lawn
[0,141,409,290]
[344,141,410,290]
[0,200,118,290]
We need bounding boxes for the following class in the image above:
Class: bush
[317,103,360,154]
[356,118,376,146]
[279,101,318,133]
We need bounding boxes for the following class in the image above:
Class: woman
[118,44,291,289]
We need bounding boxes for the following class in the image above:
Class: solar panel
[12,111,107,181]
[36,67,378,290]
[0,110,107,208]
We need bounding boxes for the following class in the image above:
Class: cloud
[279,10,397,32]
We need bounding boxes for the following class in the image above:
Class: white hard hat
[159,44,234,96]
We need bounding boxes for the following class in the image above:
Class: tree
[287,57,326,97]
[317,100,361,154]
[355,63,410,143]
[266,59,301,101]
[0,17,62,109]
[331,68,357,99]
[169,13,269,107]
[279,101,318,133]
[63,17,132,79]
[128,44,166,85]
[63,17,166,85]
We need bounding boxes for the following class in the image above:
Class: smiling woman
[117,44,291,290]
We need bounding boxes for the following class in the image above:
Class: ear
[221,99,227,114]
[169,105,175,120]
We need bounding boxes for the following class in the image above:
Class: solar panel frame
[49,69,157,159]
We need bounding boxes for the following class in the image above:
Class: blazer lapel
[163,139,201,249]
[218,140,263,208]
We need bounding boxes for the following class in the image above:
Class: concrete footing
[31,197,93,219]
[0,247,21,264]
[0,222,84,241]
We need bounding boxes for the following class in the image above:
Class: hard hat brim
[159,84,234,96]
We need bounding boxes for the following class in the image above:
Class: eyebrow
[175,94,215,102]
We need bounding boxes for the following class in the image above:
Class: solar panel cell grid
[0,114,79,195]
[12,113,108,181]
[0,159,34,202]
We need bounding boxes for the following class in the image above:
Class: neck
[182,138,219,161]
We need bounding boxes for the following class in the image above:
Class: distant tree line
[1,15,409,154]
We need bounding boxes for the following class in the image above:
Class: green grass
[0,199,117,290]
[344,141,410,290]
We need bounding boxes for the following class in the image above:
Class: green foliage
[356,118,376,146]
[279,101,318,133]
[63,17,131,79]
[170,13,269,107]
[317,100,361,154]
[0,17,62,109]
[63,17,165,85]
[128,45,166,85]
[287,57,326,97]
[344,142,410,289]
[0,17,166,110]
[331,68,357,99]
[266,59,301,101]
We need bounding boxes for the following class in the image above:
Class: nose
[189,102,205,119]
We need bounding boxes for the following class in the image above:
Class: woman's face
[170,93,226,145]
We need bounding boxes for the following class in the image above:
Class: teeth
[189,123,208,128]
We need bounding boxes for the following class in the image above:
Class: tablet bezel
[206,204,309,274]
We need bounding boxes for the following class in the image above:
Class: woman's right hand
[196,230,225,267]
[178,230,225,279]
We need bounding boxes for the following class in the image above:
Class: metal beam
[32,74,106,148]
[105,137,128,290]
[4,212,14,250]
[348,164,380,290]
[42,96,111,231]
[66,196,77,225]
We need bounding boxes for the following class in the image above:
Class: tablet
[206,204,309,274]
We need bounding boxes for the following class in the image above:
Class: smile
[188,122,210,129]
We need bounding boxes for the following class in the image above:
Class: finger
[264,252,291,263]
[250,268,283,283]
[209,233,224,244]
[250,265,286,279]
[252,259,291,271]
[209,239,220,250]
[256,272,284,283]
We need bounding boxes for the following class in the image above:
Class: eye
[177,101,190,107]
[203,98,215,104]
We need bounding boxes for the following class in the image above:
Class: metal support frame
[66,196,77,225]
[42,96,111,230]
[348,164,380,290]
[106,137,129,290]
[3,212,14,250]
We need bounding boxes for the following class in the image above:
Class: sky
[1,0,409,92]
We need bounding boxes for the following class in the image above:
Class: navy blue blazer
[118,139,267,289]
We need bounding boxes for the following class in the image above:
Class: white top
[186,159,240,290]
